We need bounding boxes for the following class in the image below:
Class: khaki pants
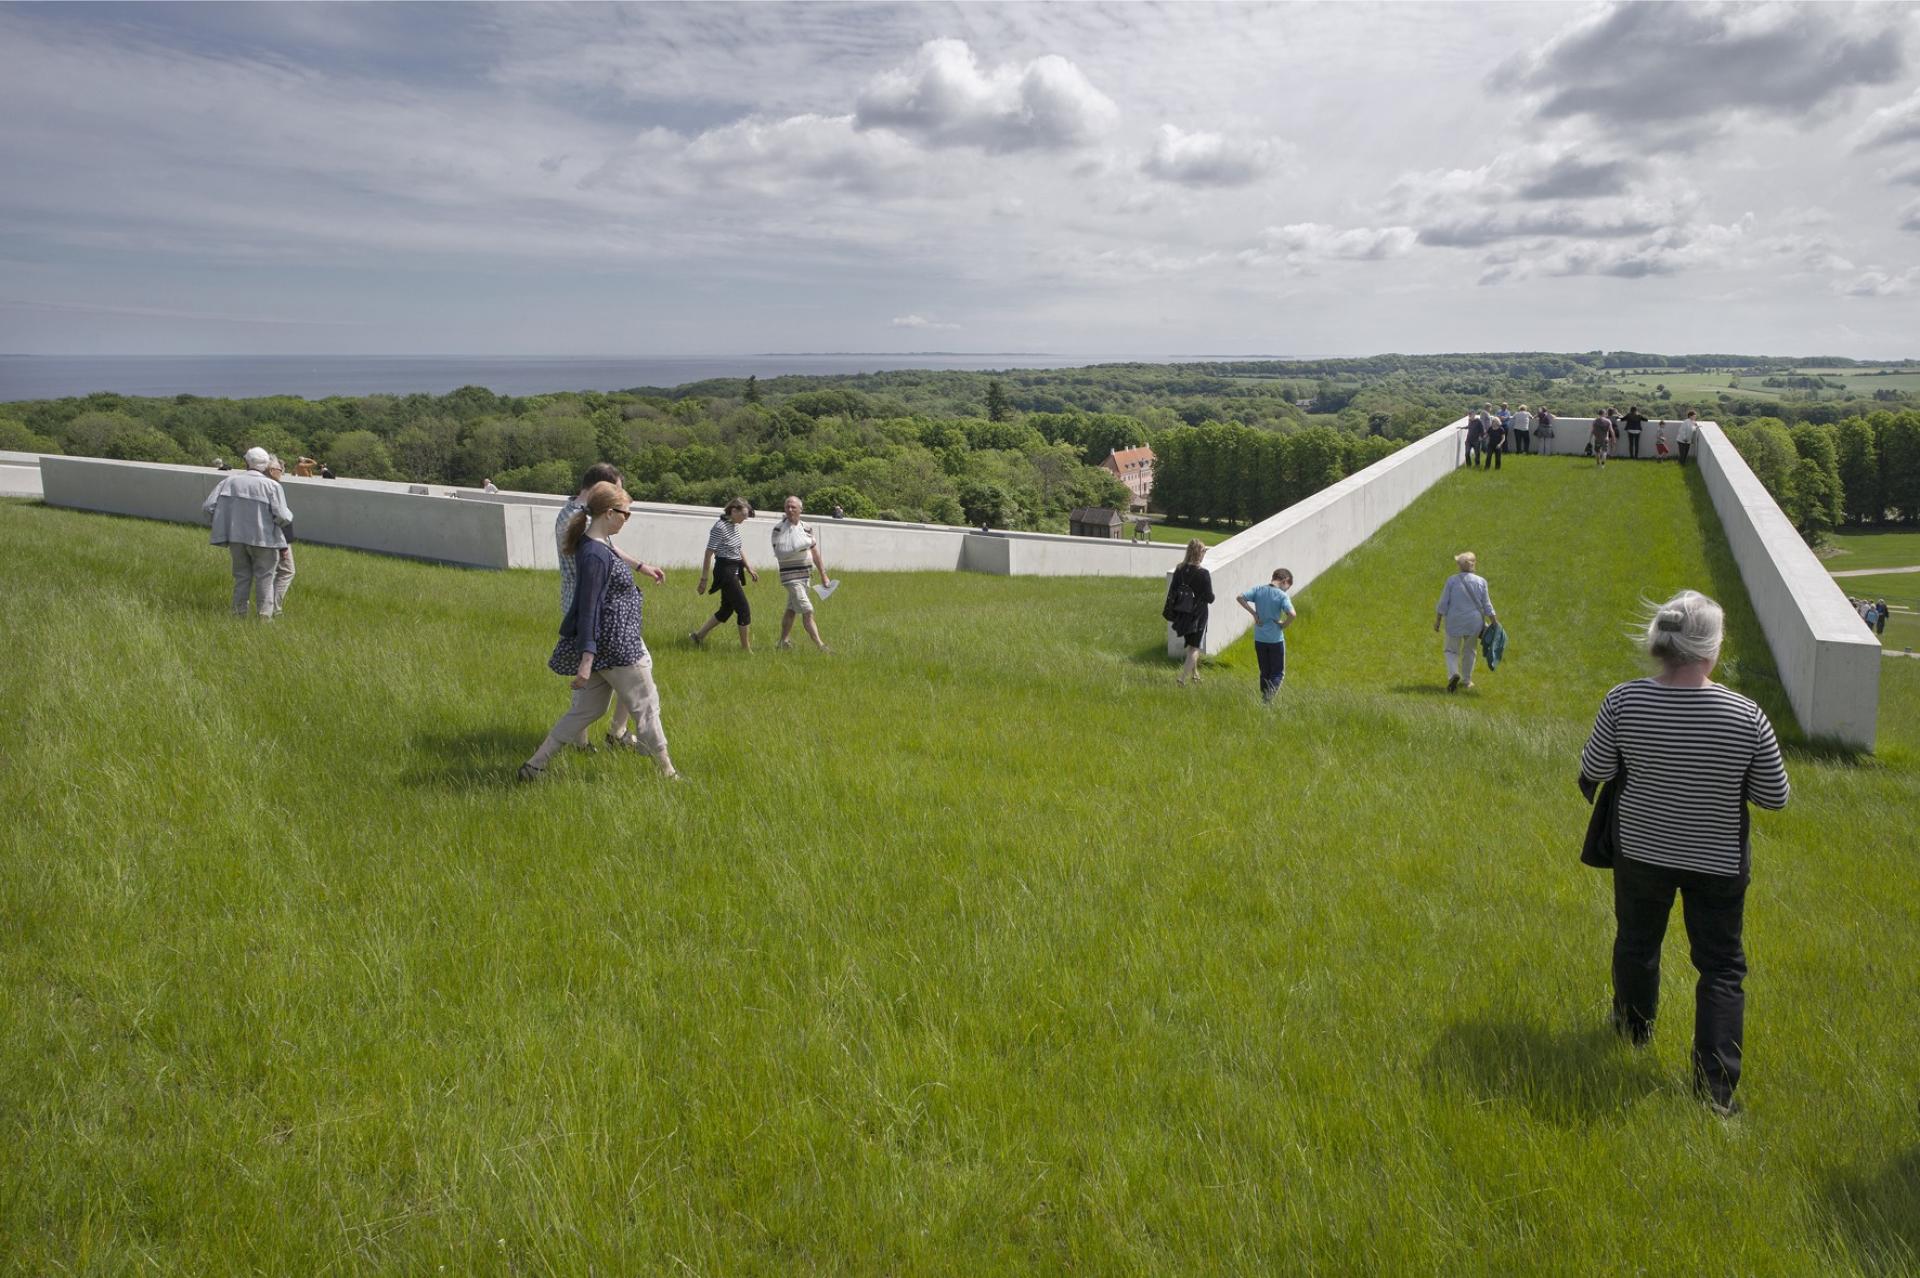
[532,655,668,767]
[271,547,295,613]
[1444,632,1478,682]
[230,544,279,617]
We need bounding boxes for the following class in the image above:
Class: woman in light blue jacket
[1433,550,1496,692]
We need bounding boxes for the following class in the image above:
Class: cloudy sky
[3,1,1919,358]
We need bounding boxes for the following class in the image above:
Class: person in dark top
[1621,406,1648,459]
[1165,539,1214,687]
[519,482,679,782]
[1463,409,1485,468]
[1579,589,1789,1117]
[1482,410,1506,469]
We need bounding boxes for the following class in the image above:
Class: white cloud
[1244,223,1417,269]
[1141,124,1286,188]
[891,313,959,330]
[1853,87,1920,152]
[1841,267,1920,297]
[854,38,1119,152]
[1902,198,1920,233]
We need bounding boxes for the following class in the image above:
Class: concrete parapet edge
[1694,424,1880,750]
[1168,419,1464,657]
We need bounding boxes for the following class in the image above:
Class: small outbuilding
[1069,507,1126,539]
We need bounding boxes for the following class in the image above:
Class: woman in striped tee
[690,497,760,651]
[1580,589,1790,1117]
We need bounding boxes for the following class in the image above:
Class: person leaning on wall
[1675,410,1698,466]
[1578,590,1789,1117]
[202,446,292,619]
[1433,550,1495,692]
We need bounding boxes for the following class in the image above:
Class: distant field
[4,475,1918,1275]
[1822,527,1920,572]
[1566,370,1782,406]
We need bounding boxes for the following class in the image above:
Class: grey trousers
[230,544,279,616]
[532,655,668,767]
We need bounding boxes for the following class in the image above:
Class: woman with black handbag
[1164,539,1214,687]
[1578,590,1789,1117]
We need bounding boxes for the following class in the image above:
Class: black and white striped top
[705,517,743,561]
[1580,679,1790,877]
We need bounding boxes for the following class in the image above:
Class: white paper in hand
[811,579,840,601]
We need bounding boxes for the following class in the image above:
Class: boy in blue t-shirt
[1236,568,1296,704]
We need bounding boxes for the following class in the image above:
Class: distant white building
[1100,445,1155,511]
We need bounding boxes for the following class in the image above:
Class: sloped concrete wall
[1695,423,1880,749]
[1169,420,1464,656]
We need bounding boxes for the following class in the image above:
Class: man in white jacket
[203,446,293,618]
[771,494,834,651]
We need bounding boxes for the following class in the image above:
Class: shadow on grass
[1823,1147,1920,1274]
[1391,683,1454,698]
[401,726,542,792]
[1422,1016,1664,1126]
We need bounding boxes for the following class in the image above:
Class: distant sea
[0,353,1281,402]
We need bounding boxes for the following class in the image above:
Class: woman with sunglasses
[519,483,679,781]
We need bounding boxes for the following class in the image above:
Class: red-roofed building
[1100,445,1156,511]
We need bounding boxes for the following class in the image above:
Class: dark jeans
[1254,640,1286,702]
[1626,429,1642,459]
[710,557,751,626]
[1677,441,1691,466]
[1612,855,1747,1103]
[1513,428,1531,454]
[1482,439,1503,469]
[1464,438,1482,467]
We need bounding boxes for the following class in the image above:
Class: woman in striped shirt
[690,496,759,651]
[1579,589,1790,1116]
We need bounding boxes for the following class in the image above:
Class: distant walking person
[1579,590,1789,1117]
[1622,406,1648,459]
[1654,421,1672,461]
[1463,409,1486,468]
[1675,410,1698,466]
[203,446,293,619]
[1236,568,1297,703]
[520,483,678,782]
[691,497,759,651]
[1874,600,1888,636]
[1165,540,1214,687]
[771,494,833,651]
[1590,412,1614,468]
[1434,550,1495,692]
[1511,404,1534,455]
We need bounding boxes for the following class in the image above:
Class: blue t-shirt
[1238,583,1294,644]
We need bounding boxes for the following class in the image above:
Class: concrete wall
[40,457,518,569]
[33,455,1184,579]
[1695,423,1881,749]
[1170,419,1465,656]
[0,451,40,497]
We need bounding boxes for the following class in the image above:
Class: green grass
[1822,528,1920,573]
[1148,517,1237,546]
[4,472,1919,1275]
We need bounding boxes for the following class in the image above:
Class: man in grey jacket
[203,446,293,618]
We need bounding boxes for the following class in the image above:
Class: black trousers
[1677,441,1691,466]
[1612,855,1747,1103]
[710,558,751,626]
[1513,428,1531,454]
[1482,439,1503,469]
[1464,438,1482,467]
[1254,640,1286,701]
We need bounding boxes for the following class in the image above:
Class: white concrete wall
[33,456,1181,579]
[40,456,517,569]
[1170,420,1464,656]
[1695,423,1881,749]
[0,463,40,497]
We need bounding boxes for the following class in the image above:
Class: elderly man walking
[203,446,293,618]
[772,494,834,651]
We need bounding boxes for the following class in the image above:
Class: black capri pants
[710,557,751,626]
